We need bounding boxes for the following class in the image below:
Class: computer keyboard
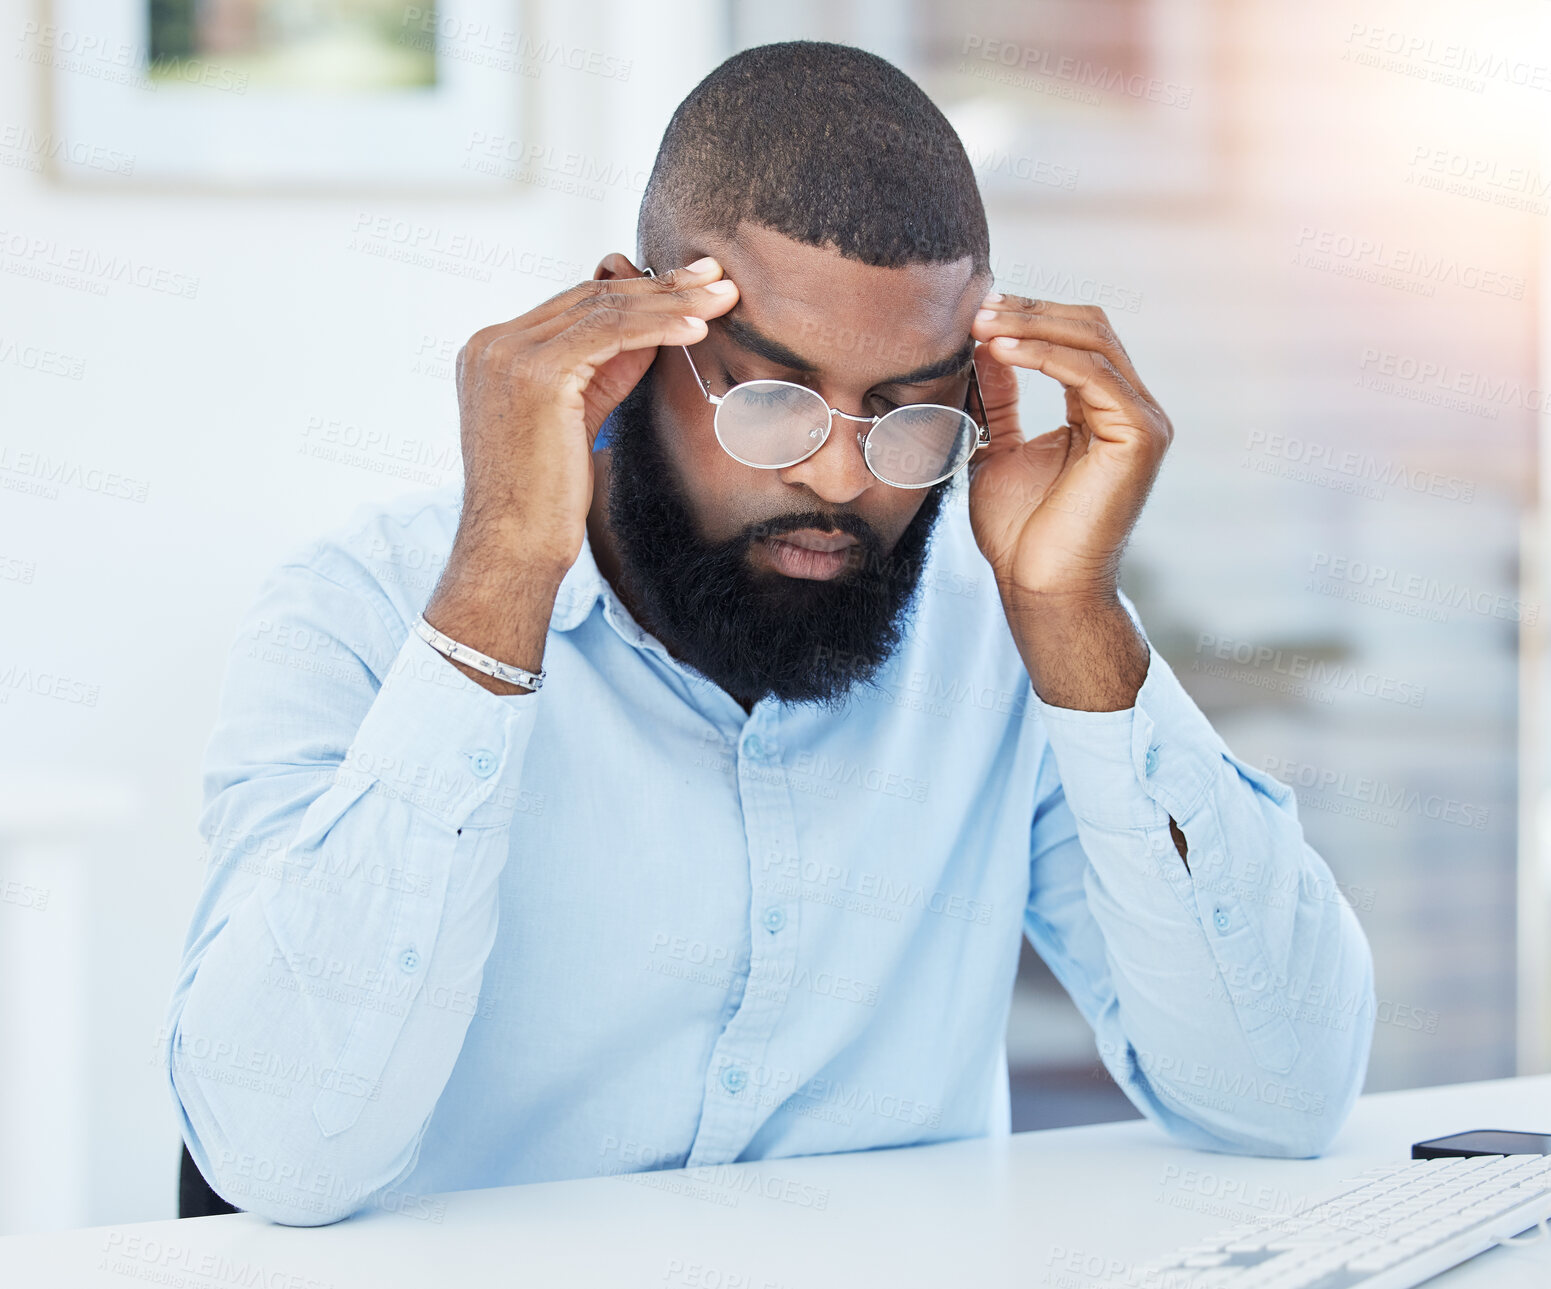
[1135,1152,1551,1288]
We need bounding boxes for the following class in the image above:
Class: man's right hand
[423,256,740,695]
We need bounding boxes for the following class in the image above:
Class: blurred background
[2,0,1549,1236]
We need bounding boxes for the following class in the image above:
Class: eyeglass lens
[863,404,978,487]
[715,382,976,487]
[713,381,831,469]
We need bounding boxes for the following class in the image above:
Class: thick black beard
[601,363,950,710]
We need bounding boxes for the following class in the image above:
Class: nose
[777,407,877,504]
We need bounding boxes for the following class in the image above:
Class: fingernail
[686,256,717,273]
[681,315,707,330]
[991,335,1018,348]
[975,308,997,322]
[983,291,1003,303]
[704,279,737,295]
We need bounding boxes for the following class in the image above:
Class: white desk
[4,1076,1550,1287]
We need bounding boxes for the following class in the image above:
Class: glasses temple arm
[967,360,992,447]
[679,342,717,402]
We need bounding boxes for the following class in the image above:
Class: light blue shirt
[164,477,1375,1226]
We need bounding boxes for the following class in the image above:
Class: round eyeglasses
[643,266,991,489]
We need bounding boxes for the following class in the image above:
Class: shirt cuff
[338,630,543,832]
[1031,644,1225,831]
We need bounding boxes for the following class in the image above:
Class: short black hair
[638,41,990,275]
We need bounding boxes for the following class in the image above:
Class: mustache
[740,511,878,548]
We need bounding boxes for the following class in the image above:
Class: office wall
[1,0,1543,1233]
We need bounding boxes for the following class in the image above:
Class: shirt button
[399,947,421,972]
[720,1065,747,1094]
[762,906,786,933]
[1213,909,1230,934]
[468,749,497,778]
[744,734,765,759]
[1144,746,1160,775]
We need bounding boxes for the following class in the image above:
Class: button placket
[686,708,803,1167]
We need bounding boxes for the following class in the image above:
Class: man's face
[599,222,991,710]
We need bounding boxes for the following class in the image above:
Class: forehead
[690,221,984,373]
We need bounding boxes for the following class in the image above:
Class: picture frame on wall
[38,0,533,191]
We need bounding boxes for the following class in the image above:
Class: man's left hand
[965,292,1173,601]
[965,292,1172,714]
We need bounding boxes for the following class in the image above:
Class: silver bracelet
[413,614,546,691]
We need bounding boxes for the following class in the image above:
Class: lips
[769,529,858,553]
[754,526,862,581]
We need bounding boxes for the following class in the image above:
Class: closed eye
[882,366,973,411]
[719,363,800,395]
[735,383,797,409]
[719,363,950,415]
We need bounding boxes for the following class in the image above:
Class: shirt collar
[550,522,683,672]
[550,523,609,632]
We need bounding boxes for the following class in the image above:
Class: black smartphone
[1412,1129,1551,1159]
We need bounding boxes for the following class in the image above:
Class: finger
[979,290,1102,323]
[1064,385,1088,430]
[974,295,1148,396]
[488,257,734,342]
[459,268,721,382]
[526,274,739,349]
[1064,415,1093,457]
[541,306,715,380]
[983,336,1159,442]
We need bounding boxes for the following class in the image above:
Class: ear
[593,251,641,282]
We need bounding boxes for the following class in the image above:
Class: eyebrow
[715,311,975,386]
